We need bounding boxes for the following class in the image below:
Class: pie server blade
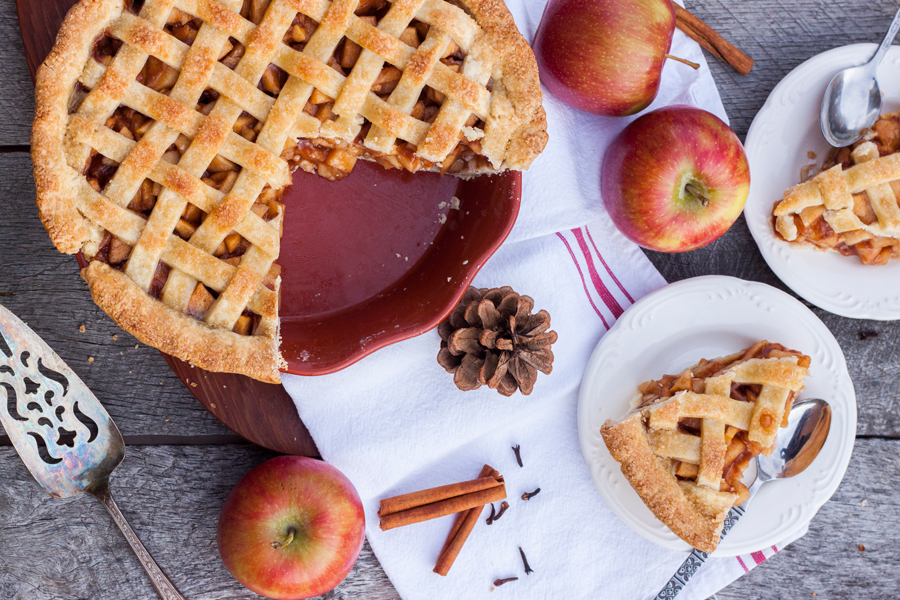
[0,303,186,600]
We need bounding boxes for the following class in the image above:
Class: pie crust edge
[601,413,728,553]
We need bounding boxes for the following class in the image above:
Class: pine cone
[437,286,558,396]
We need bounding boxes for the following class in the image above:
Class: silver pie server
[0,303,187,600]
[655,398,832,600]
[820,5,900,147]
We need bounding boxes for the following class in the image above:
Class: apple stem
[271,527,297,549]
[665,54,700,70]
[685,182,710,207]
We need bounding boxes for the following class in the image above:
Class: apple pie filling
[634,341,810,505]
[276,0,492,180]
[87,0,491,182]
[772,112,900,265]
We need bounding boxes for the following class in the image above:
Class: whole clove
[512,444,523,467]
[859,331,879,340]
[521,487,541,501]
[493,577,518,587]
[486,501,509,524]
[0,292,12,296]
[518,547,533,574]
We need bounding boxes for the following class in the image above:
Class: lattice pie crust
[773,111,900,265]
[32,0,547,382]
[600,342,810,553]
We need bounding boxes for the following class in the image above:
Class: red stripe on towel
[556,232,609,328]
[751,551,766,565]
[735,556,749,573]
[572,228,624,317]
[585,226,635,303]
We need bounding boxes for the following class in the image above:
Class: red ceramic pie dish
[279,162,521,375]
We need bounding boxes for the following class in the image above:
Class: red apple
[534,0,676,116]
[217,456,365,600]
[601,105,750,251]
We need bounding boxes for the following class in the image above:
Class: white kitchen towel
[282,3,806,599]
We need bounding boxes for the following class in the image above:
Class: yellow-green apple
[533,0,676,116]
[217,456,365,599]
[601,105,750,251]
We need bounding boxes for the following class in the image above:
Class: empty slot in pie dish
[33,0,547,382]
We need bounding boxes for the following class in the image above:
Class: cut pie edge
[32,0,285,382]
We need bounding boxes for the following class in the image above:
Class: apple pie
[773,111,900,265]
[600,341,810,553]
[32,0,547,382]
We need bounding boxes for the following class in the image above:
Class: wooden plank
[0,0,33,147]
[0,441,895,599]
[0,445,399,599]
[0,152,234,439]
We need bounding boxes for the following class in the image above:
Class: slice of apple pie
[600,341,810,553]
[773,111,900,265]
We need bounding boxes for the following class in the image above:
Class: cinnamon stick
[674,4,754,76]
[379,474,503,517]
[379,482,506,531]
[433,465,496,576]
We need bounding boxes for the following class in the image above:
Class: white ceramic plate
[577,276,856,556]
[744,43,900,320]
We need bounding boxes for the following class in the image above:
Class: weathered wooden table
[1,0,898,598]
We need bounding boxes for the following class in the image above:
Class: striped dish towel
[281,3,807,597]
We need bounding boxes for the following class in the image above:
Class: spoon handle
[89,478,189,600]
[870,5,900,69]
[652,504,747,599]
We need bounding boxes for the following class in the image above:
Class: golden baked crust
[460,0,547,170]
[84,261,283,382]
[602,412,731,552]
[773,111,900,265]
[600,342,810,553]
[32,0,546,382]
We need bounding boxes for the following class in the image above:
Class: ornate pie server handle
[88,478,188,600]
[653,504,747,600]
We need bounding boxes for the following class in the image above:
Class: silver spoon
[655,398,832,599]
[0,304,186,600]
[820,7,900,147]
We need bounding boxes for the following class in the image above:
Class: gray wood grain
[0,0,34,147]
[0,445,401,600]
[0,441,896,600]
[692,0,900,142]
[0,152,233,440]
